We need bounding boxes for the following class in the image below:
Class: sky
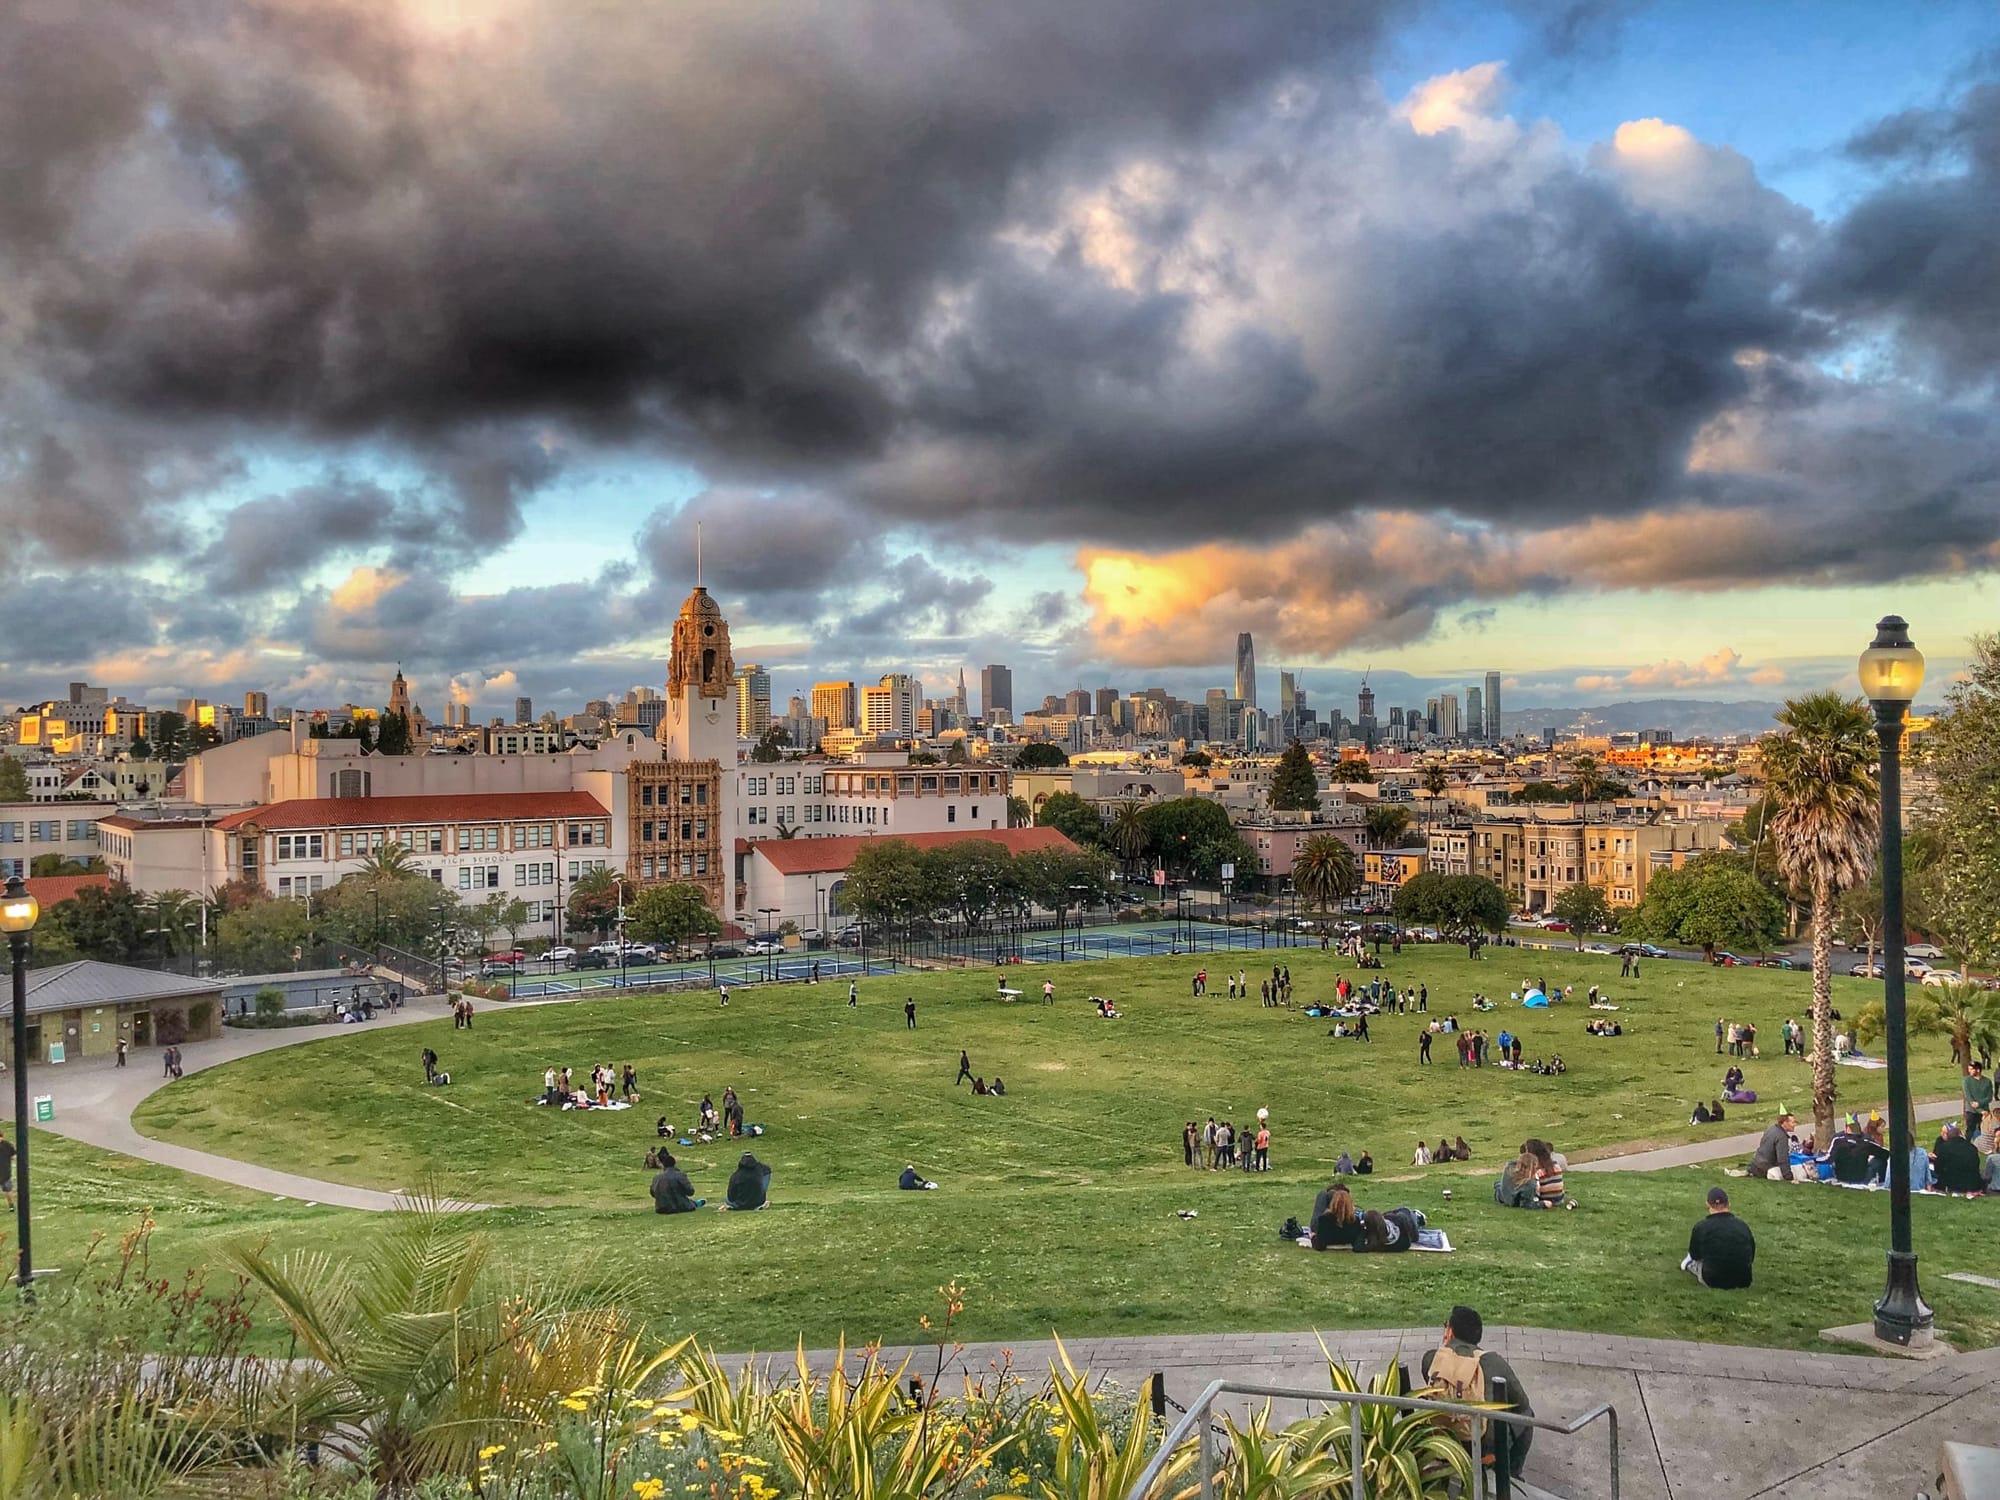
[2,0,1997,722]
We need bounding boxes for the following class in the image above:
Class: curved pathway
[23,988,1974,1210]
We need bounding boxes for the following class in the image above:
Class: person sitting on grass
[1681,1186,1755,1288]
[1691,1100,1712,1125]
[1750,1110,1798,1182]
[1529,1141,1568,1208]
[1413,1140,1433,1166]
[1311,1184,1365,1250]
[1829,1115,1889,1185]
[1454,1136,1472,1162]
[722,1152,771,1211]
[899,1164,938,1190]
[1356,1150,1375,1174]
[972,1077,989,1095]
[656,1115,673,1139]
[649,1154,702,1214]
[990,1076,1006,1096]
[1494,1150,1541,1209]
[1933,1120,1984,1195]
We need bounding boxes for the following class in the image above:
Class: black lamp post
[1858,615,1932,1348]
[3,874,41,1292]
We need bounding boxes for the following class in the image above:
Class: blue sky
[4,0,1997,720]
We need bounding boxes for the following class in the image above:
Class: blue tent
[1521,989,1550,1007]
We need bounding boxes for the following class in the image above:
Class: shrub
[255,986,286,1019]
[153,1007,187,1046]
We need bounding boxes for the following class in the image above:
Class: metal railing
[1127,1377,1619,1500]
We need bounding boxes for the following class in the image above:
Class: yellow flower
[632,1480,667,1500]
[560,1397,591,1412]
[478,1444,508,1460]
[678,1412,704,1431]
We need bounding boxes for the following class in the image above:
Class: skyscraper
[1357,679,1377,749]
[812,680,857,730]
[1465,685,1483,742]
[1093,686,1119,719]
[861,673,917,738]
[980,664,1013,719]
[244,690,269,718]
[1484,671,1503,740]
[1437,692,1460,740]
[734,664,771,738]
[954,669,968,718]
[1278,670,1298,741]
[514,695,533,725]
[1234,633,1257,709]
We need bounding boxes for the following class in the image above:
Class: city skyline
[2,2,1997,715]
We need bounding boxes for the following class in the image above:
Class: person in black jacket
[649,1155,702,1214]
[723,1152,771,1210]
[1682,1187,1755,1288]
[1828,1117,1888,1185]
[1933,1121,1984,1195]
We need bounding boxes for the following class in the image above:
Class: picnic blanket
[1296,1228,1455,1253]
[1837,1054,1889,1070]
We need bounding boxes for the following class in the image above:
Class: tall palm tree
[146,889,200,960]
[353,841,419,881]
[1110,798,1148,877]
[1292,835,1359,913]
[1363,803,1412,850]
[1761,691,1880,1145]
[1927,980,1994,1069]
[1421,759,1450,834]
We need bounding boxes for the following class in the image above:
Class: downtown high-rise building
[980,664,1013,719]
[1465,685,1484,742]
[861,673,918,738]
[1234,632,1257,709]
[734,664,771,738]
[811,680,858,730]
[514,696,534,725]
[1437,691,1461,740]
[1093,686,1119,719]
[1484,670,1503,740]
[1357,679,1377,748]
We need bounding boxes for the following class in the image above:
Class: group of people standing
[1335,975,1427,1012]
[1717,1018,1760,1057]
[541,1062,638,1107]
[1184,1115,1270,1171]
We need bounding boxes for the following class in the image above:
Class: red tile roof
[748,826,1076,876]
[215,792,609,832]
[24,873,114,907]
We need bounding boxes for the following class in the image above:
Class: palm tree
[1110,798,1148,877]
[1421,759,1450,833]
[1761,691,1880,1146]
[1363,803,1412,850]
[1927,980,1995,1069]
[1291,835,1359,914]
[146,889,200,964]
[353,841,419,881]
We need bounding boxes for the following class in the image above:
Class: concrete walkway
[741,1326,1997,1499]
[31,994,476,1210]
[1574,1100,1960,1173]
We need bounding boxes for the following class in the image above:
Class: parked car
[707,941,746,959]
[1711,952,1746,967]
[1619,942,1670,959]
[1538,918,1571,932]
[542,946,577,968]
[577,950,612,970]
[1905,943,1944,960]
[1580,942,1612,955]
[834,925,873,948]
[1753,956,1798,969]
[744,939,781,956]
[797,927,826,947]
[480,957,518,977]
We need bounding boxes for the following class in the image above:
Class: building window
[681,855,693,876]
[947,805,957,823]
[641,785,655,806]
[695,852,708,874]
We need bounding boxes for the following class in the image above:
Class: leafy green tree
[1514,780,1567,804]
[1137,797,1240,879]
[907,749,942,765]
[39,882,150,964]
[922,840,1018,930]
[1392,873,1509,941]
[1363,803,1413,849]
[1622,853,1787,962]
[128,735,152,758]
[0,757,27,802]
[1291,834,1358,912]
[1836,870,1885,975]
[1550,882,1613,935]
[567,868,622,940]
[750,725,790,763]
[1014,846,1118,927]
[216,896,311,973]
[628,882,720,948]
[317,871,454,953]
[1913,633,2000,971]
[1268,742,1320,813]
[943,739,970,764]
[1034,791,1103,847]
[146,889,202,960]
[1762,690,1880,1143]
[1006,795,1032,828]
[352,842,421,881]
[1179,749,1212,770]
[374,710,415,755]
[842,839,934,930]
[1014,742,1069,768]
[150,710,189,760]
[29,853,103,877]
[1330,758,1374,783]
[466,893,513,956]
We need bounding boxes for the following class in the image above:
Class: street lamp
[1858,614,1931,1349]
[612,874,628,991]
[3,874,41,1292]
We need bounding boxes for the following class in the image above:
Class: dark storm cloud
[199,479,418,591]
[1805,81,2000,385]
[0,574,157,663]
[638,489,875,608]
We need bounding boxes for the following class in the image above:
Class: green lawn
[32,945,1987,1355]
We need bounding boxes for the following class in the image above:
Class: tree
[1330,758,1375,783]
[1726,793,1781,880]
[1621,853,1787,962]
[1014,846,1117,927]
[750,725,790,763]
[1762,690,1880,1145]
[353,842,421,882]
[1268,742,1320,813]
[1363,804,1413,850]
[1109,799,1149,876]
[1836,871,1885,976]
[29,853,106,877]
[907,749,942,765]
[1913,633,2000,970]
[41,882,152,964]
[1393,873,1509,941]
[146,889,202,961]
[1137,797,1241,879]
[128,735,152,758]
[465,893,512,956]
[1006,795,1032,828]
[1180,749,1213,770]
[1514,780,1567,804]
[1014,742,1069,768]
[1550,882,1613,936]
[216,896,311,973]
[0,757,26,802]
[1292,835,1359,912]
[842,839,933,931]
[567,868,622,939]
[923,840,1018,931]
[943,739,970,765]
[150,710,190,760]
[628,882,720,948]
[375,709,415,756]
[316,869,454,953]
[1034,791,1103,848]
[1420,759,1451,830]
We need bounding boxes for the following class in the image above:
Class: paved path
[733,1326,1998,1499]
[32,995,479,1211]
[1574,1100,1960,1173]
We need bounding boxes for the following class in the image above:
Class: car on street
[542,946,577,968]
[707,941,746,959]
[1848,960,1932,979]
[1619,942,1670,960]
[1580,942,1612,955]
[744,939,782,956]
[577,950,612,969]
[1537,918,1571,932]
[620,943,659,964]
[1710,952,1747,967]
[1905,943,1944,960]
[480,957,519,976]
[834,925,874,948]
[797,927,826,946]
[1753,956,1798,969]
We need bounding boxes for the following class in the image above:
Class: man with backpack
[1421,1305,1534,1480]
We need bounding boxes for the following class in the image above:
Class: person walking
[718,983,730,1007]
[956,1050,974,1086]
[1681,1187,1756,1288]
[116,1037,128,1068]
[904,997,917,1029]
[163,1046,176,1078]
[849,979,858,1007]
[1716,1017,1726,1054]
[1420,1030,1433,1064]
[421,1046,438,1083]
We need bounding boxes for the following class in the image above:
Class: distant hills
[1499,699,1787,738]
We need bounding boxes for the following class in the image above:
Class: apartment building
[1436,814,1733,913]
[0,801,118,880]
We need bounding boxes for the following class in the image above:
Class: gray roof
[21,960,221,1017]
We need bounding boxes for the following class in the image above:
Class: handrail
[1126,1377,1619,1500]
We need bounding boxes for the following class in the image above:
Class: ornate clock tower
[625,584,734,919]
[661,585,735,763]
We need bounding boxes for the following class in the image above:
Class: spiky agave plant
[1281,1346,1480,1499]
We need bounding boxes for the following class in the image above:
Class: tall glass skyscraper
[1234,633,1257,709]
[1484,670,1503,741]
